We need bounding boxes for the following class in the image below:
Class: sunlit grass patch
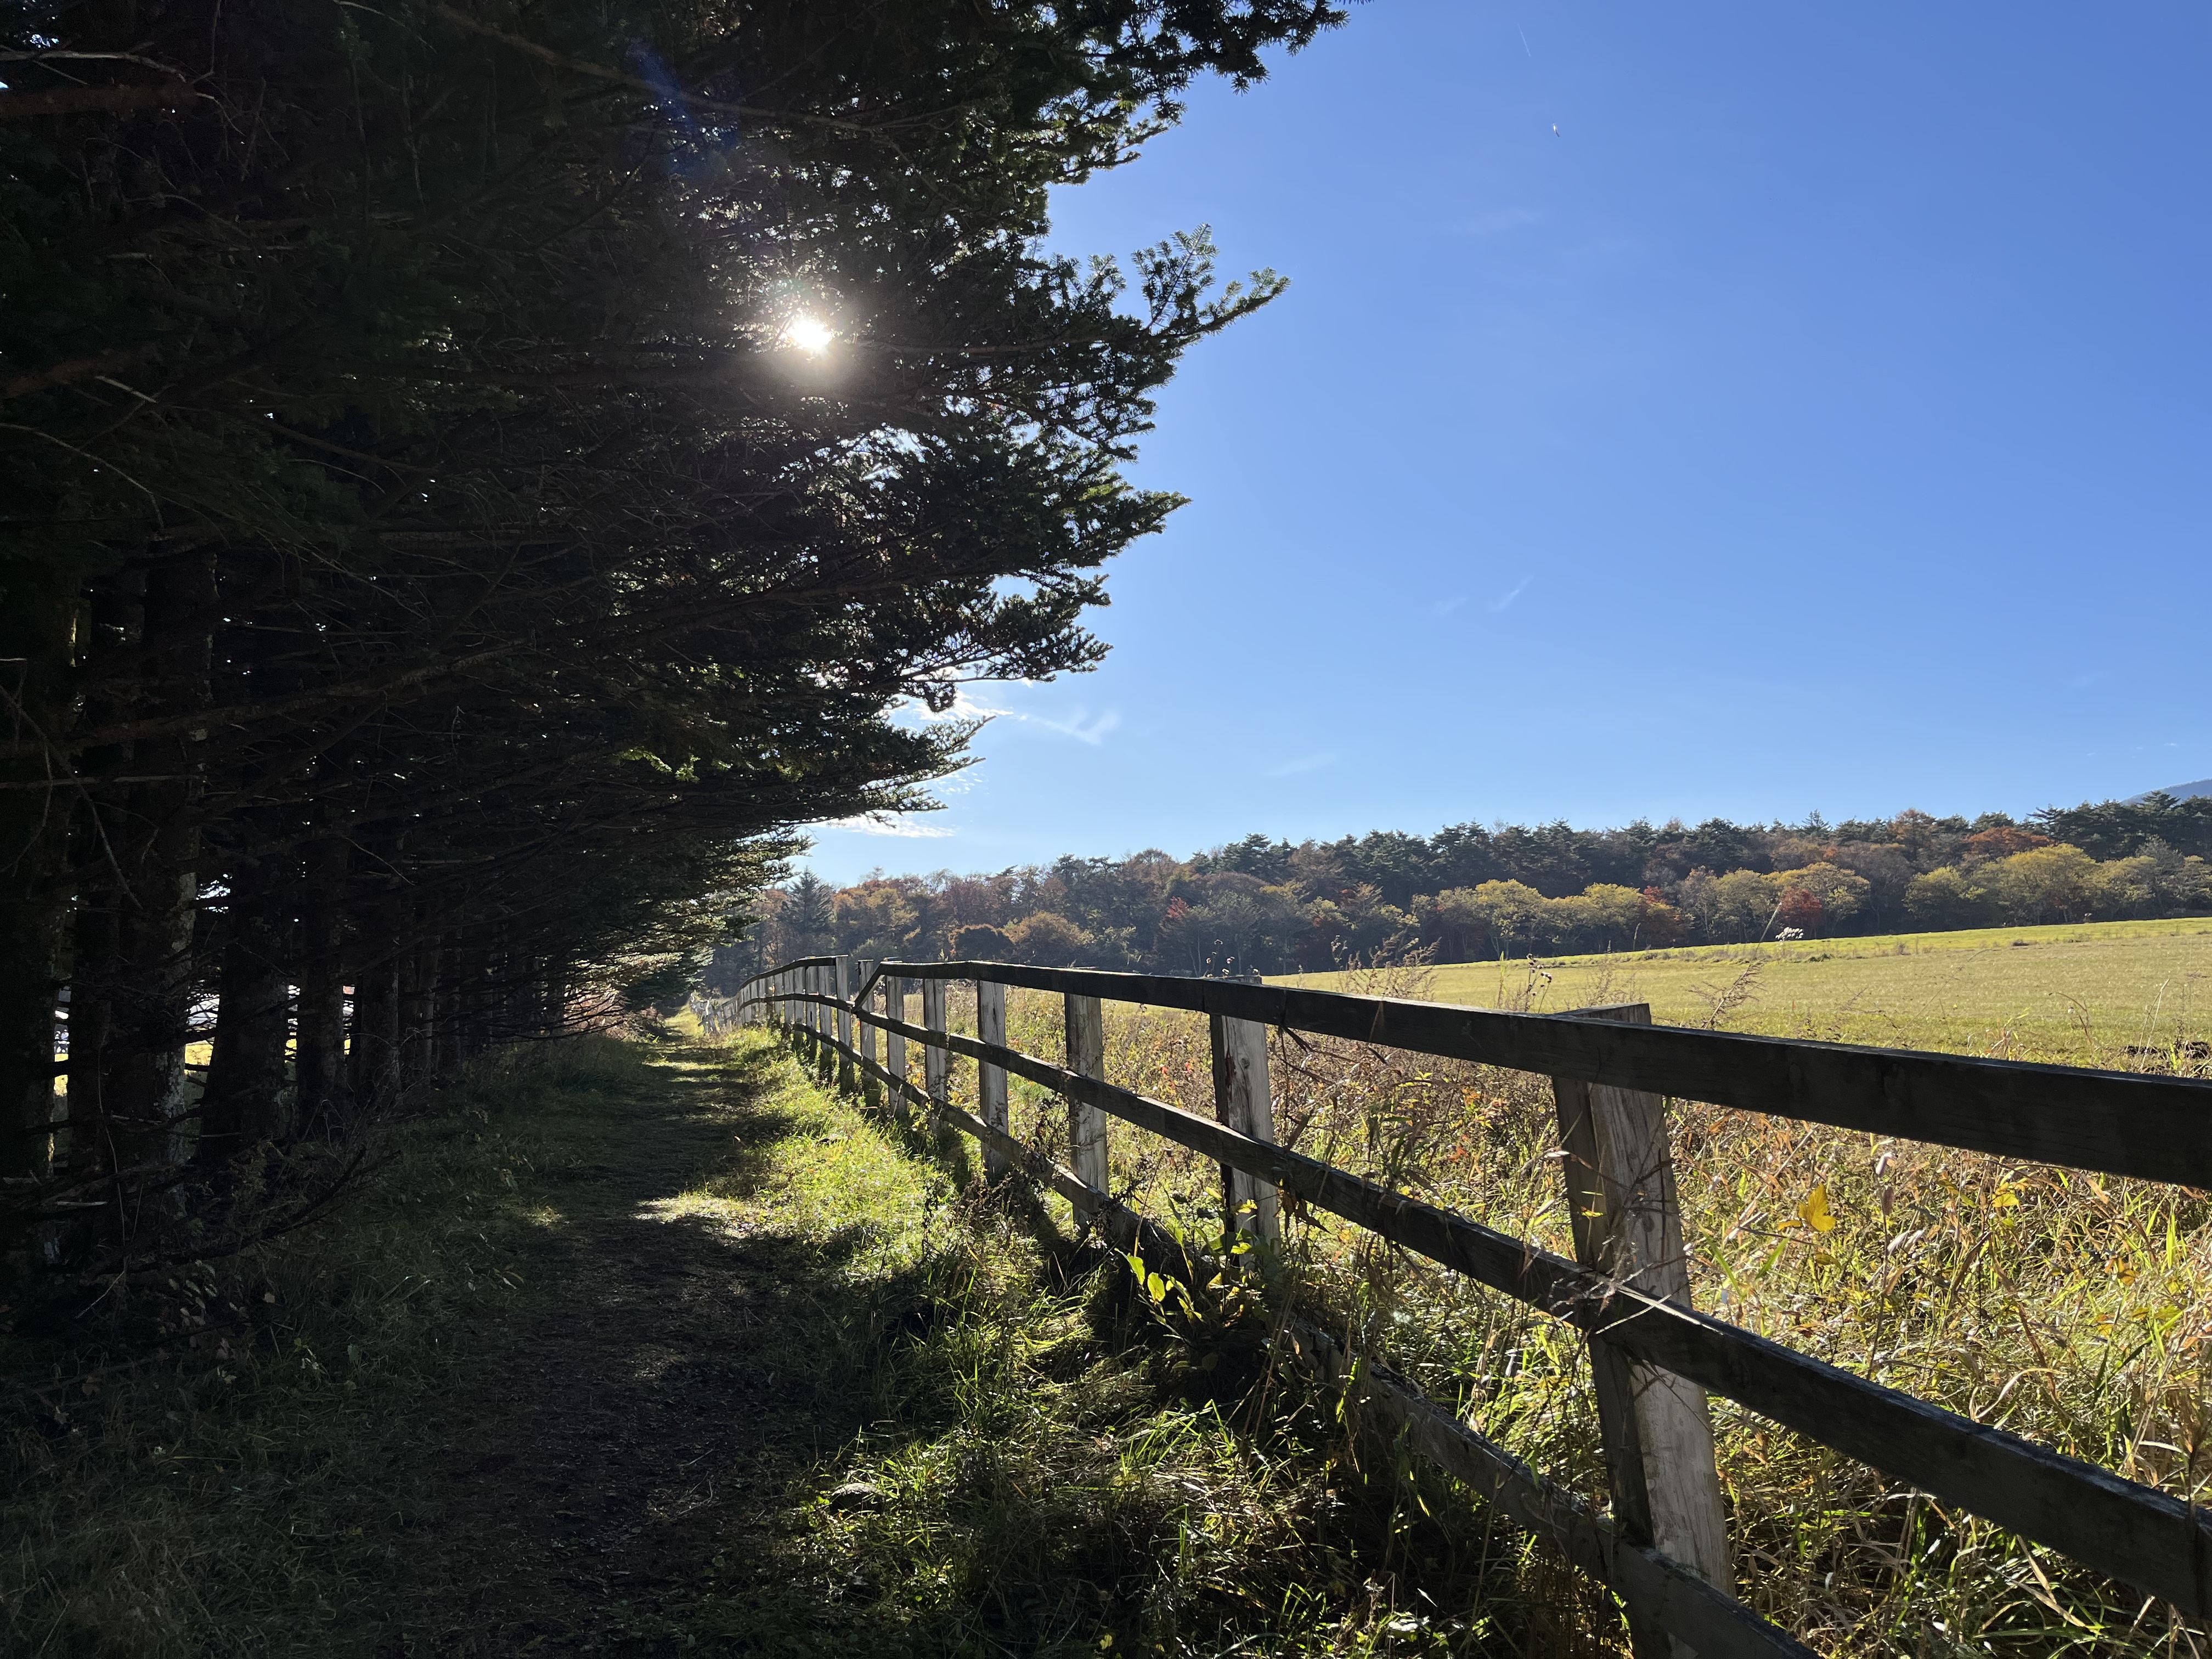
[726,1026,1617,1657]
[1276,916,2212,1063]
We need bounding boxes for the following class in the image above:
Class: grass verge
[4,1028,1623,1657]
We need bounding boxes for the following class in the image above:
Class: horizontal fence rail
[722,955,2212,1656]
[857,963,2212,1189]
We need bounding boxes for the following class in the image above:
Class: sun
[781,314,834,354]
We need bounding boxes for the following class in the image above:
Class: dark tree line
[0,0,1338,1265]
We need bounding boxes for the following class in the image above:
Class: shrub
[949,923,1015,960]
[1007,911,1092,966]
[1903,866,1992,930]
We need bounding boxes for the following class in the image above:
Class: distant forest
[710,793,2212,986]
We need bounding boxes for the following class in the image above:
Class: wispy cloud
[1030,707,1121,744]
[1433,593,1470,618]
[1488,574,1534,613]
[944,689,1120,746]
[823,816,955,839]
[1265,751,1339,778]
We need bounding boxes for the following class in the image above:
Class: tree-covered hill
[725,791,2212,980]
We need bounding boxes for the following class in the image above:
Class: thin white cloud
[1265,751,1339,778]
[944,687,1120,746]
[823,816,955,838]
[1433,593,1470,618]
[1488,574,1534,613]
[1031,707,1121,744]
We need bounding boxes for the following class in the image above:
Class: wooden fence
[721,953,2212,1658]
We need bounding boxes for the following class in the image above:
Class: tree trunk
[103,549,217,1172]
[0,559,80,1181]
[459,935,495,1060]
[433,935,467,1075]
[292,837,349,1141]
[396,935,436,1109]
[60,566,142,1176]
[539,959,568,1035]
[346,912,401,1128]
[198,851,295,1167]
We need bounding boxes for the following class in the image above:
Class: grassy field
[1268,916,2212,1063]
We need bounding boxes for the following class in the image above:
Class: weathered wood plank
[1210,1013,1280,1255]
[1555,1004,1732,1658]
[860,963,2212,1188]
[884,975,908,1121]
[977,979,1009,1177]
[921,977,948,1127]
[1065,994,1108,1194]
[834,956,856,1092]
[856,960,879,1109]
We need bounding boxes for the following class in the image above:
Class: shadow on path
[379,1042,928,1656]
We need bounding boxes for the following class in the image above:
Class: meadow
[1270,916,2212,1064]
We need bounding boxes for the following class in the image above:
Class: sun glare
[781,314,834,354]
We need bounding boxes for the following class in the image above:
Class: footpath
[364,1037,950,1655]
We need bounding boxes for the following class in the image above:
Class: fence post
[834,954,855,1093]
[977,977,1008,1176]
[1210,1013,1280,1257]
[857,960,879,1109]
[885,975,909,1120]
[1064,994,1108,1195]
[1552,1002,1731,1656]
[922,974,948,1131]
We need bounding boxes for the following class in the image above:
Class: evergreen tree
[0,0,1340,1248]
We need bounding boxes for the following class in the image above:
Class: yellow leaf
[1798,1184,1838,1234]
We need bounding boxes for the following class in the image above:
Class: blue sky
[805,1,2210,885]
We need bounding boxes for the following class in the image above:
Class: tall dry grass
[895,957,2212,1655]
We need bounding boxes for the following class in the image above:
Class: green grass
[4,1028,1618,1657]
[730,1028,1616,1656]
[1270,915,2212,1062]
[0,1037,640,1655]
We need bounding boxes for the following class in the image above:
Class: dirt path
[374,1041,907,1656]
